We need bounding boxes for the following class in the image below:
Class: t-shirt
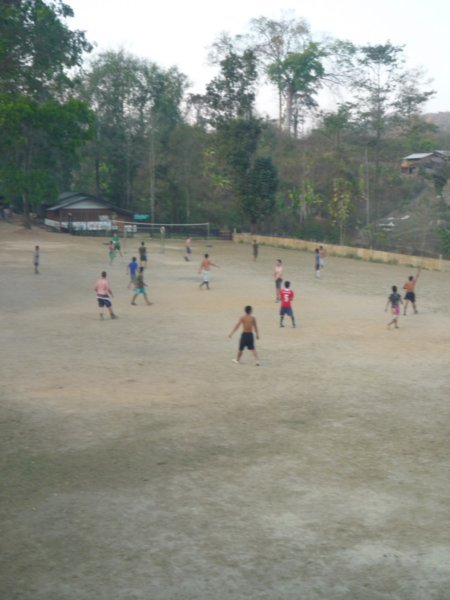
[389,292,402,307]
[280,288,294,307]
[128,261,138,276]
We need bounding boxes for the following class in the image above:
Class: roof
[48,192,132,214]
[403,153,434,160]
[403,151,450,161]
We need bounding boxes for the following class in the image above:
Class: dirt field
[1,221,449,600]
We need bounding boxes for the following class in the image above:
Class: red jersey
[280,288,294,307]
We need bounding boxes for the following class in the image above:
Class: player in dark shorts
[229,305,260,365]
[403,268,420,315]
[138,242,147,267]
[94,271,118,320]
[279,281,296,328]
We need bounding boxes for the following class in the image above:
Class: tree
[329,177,352,244]
[202,49,258,125]
[267,42,325,136]
[248,13,310,127]
[240,156,278,231]
[0,0,91,99]
[0,94,93,219]
[347,42,435,221]
[0,0,93,226]
[76,51,187,215]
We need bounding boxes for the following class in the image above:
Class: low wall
[233,233,450,272]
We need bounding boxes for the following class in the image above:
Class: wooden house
[401,151,450,175]
[45,192,132,233]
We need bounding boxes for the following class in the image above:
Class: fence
[233,233,450,272]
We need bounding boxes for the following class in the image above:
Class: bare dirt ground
[0,221,449,600]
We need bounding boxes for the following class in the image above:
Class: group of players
[92,235,422,364]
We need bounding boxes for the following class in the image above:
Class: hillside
[424,112,450,131]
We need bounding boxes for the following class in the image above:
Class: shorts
[280,306,293,317]
[275,278,282,289]
[202,270,210,282]
[97,295,112,308]
[140,254,147,262]
[135,288,145,295]
[392,305,400,315]
[114,242,121,250]
[186,246,192,254]
[239,332,254,351]
[405,291,415,302]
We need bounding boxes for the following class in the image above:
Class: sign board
[134,214,150,221]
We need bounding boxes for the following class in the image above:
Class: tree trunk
[22,191,31,229]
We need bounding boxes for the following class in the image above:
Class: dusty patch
[0,221,449,600]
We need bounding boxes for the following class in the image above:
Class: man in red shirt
[279,281,296,328]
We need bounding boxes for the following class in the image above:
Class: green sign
[134,214,150,221]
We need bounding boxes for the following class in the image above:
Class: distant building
[401,151,450,175]
[45,192,132,233]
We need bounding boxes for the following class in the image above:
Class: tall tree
[0,0,93,226]
[76,51,187,216]
[347,42,434,220]
[201,47,278,229]
[0,0,91,99]
[248,13,310,128]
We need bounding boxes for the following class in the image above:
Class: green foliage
[329,177,353,244]
[75,50,187,212]
[0,93,93,212]
[240,156,278,226]
[0,0,91,99]
[203,49,258,125]
[437,227,450,258]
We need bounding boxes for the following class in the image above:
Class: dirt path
[1,222,449,600]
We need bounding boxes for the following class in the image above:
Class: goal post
[114,221,210,253]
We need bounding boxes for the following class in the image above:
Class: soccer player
[138,241,148,267]
[279,281,296,328]
[198,253,219,289]
[319,245,326,270]
[385,285,403,329]
[33,245,40,274]
[126,256,139,289]
[314,248,321,278]
[252,239,259,261]
[108,240,116,265]
[95,271,118,320]
[184,236,192,261]
[112,232,123,257]
[403,268,421,315]
[131,267,152,305]
[229,305,260,366]
[274,259,283,301]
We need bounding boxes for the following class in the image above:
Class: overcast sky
[68,0,450,116]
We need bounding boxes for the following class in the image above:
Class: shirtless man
[403,268,421,315]
[229,305,260,366]
[274,259,283,302]
[184,236,192,261]
[94,271,118,320]
[198,253,219,289]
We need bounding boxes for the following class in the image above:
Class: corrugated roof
[49,192,112,211]
[403,153,433,160]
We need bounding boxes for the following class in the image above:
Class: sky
[68,0,450,116]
